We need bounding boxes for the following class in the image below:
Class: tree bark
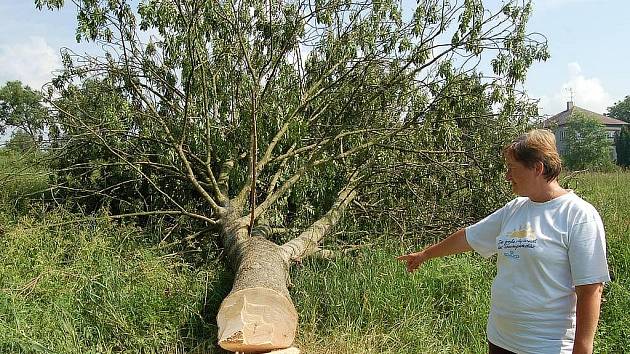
[217,219,298,352]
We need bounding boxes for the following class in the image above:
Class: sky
[0,0,628,118]
[522,0,629,116]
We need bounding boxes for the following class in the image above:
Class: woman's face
[505,154,537,197]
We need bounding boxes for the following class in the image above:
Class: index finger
[396,254,411,261]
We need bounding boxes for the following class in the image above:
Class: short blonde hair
[503,129,562,181]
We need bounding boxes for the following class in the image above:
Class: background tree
[607,95,630,123]
[563,112,615,171]
[0,80,47,141]
[616,126,630,167]
[38,0,548,351]
[5,130,39,154]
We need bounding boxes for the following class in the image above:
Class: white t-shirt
[465,191,610,354]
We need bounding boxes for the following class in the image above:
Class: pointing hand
[396,251,427,273]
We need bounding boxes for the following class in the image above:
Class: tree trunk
[217,219,298,352]
[217,184,357,352]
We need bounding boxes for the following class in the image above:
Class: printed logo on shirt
[510,225,535,239]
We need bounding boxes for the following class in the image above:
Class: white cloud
[0,36,61,90]
[539,62,614,115]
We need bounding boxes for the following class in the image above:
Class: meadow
[0,150,628,353]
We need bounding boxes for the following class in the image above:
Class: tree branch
[280,177,359,263]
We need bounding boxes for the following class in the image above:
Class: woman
[397,129,609,354]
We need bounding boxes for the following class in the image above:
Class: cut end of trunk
[217,287,298,352]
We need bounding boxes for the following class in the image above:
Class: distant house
[542,102,629,161]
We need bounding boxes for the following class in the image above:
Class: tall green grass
[0,210,232,353]
[291,250,494,353]
[568,172,630,353]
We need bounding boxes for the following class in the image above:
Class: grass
[0,210,232,353]
[1,150,629,353]
[291,251,493,353]
[566,172,630,353]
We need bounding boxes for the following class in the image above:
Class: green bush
[6,130,38,154]
[0,150,48,217]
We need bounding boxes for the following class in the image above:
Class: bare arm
[573,282,604,354]
[397,229,473,272]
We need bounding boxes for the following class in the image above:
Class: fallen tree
[38,0,547,351]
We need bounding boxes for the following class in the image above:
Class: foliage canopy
[0,80,47,140]
[607,95,630,123]
[38,0,548,250]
